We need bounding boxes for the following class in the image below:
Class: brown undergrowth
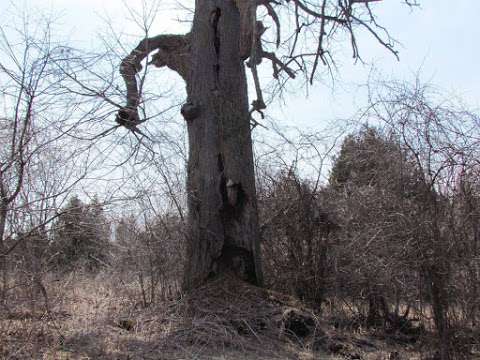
[1,272,431,359]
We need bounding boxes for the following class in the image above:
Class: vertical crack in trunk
[211,7,221,90]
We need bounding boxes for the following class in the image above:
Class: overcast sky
[1,0,479,131]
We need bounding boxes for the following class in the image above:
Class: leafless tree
[0,12,98,305]
[114,0,416,289]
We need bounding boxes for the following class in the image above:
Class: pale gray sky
[1,0,479,130]
[279,1,480,129]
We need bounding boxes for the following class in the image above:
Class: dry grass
[0,272,436,359]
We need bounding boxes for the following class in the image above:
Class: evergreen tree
[52,195,110,270]
[329,126,422,196]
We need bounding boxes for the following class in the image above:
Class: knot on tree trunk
[181,101,200,121]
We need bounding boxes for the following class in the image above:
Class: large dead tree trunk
[117,0,401,290]
[118,0,263,290]
[183,0,262,289]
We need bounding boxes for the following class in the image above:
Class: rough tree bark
[184,1,263,289]
[118,0,263,290]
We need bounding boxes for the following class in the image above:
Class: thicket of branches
[258,82,479,358]
[3,71,478,356]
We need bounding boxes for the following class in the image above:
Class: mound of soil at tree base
[146,273,323,358]
[120,273,421,359]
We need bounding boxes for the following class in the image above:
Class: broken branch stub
[115,106,141,128]
[234,0,257,59]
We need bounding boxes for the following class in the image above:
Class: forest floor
[0,272,475,360]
